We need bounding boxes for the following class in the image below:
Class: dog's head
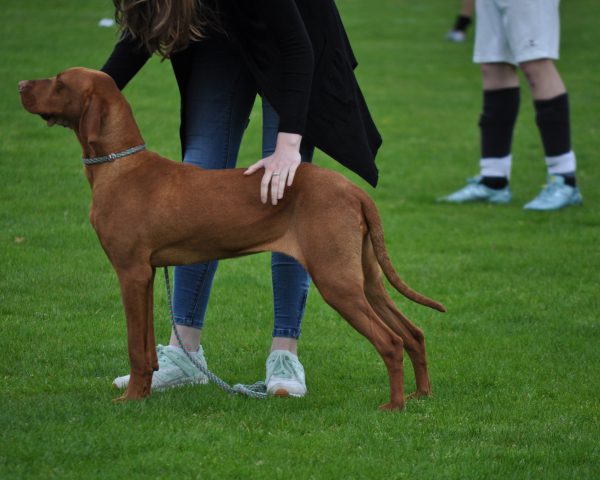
[18,67,130,153]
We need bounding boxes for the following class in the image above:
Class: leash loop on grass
[163,267,268,399]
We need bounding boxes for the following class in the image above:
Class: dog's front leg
[113,264,156,402]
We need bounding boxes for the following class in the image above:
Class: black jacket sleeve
[228,0,314,135]
[100,33,151,90]
[257,0,314,134]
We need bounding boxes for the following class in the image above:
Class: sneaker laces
[538,177,567,199]
[155,344,204,378]
[267,352,301,380]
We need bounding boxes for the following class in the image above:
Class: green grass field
[1,1,599,478]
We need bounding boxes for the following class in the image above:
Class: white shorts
[473,0,561,65]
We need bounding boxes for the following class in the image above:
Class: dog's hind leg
[362,236,432,398]
[114,263,155,402]
[309,260,406,410]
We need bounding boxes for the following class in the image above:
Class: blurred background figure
[439,0,582,211]
[447,0,475,43]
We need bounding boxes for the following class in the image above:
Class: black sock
[453,15,472,32]
[558,173,577,187]
[478,88,520,188]
[535,93,572,157]
[535,93,576,187]
[480,87,520,158]
[480,176,509,189]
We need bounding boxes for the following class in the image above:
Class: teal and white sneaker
[438,176,512,204]
[113,344,209,391]
[446,30,466,43]
[524,175,583,211]
[265,350,307,398]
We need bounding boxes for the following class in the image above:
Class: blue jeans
[172,37,313,339]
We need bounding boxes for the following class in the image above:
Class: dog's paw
[112,388,150,403]
[378,401,405,411]
[406,390,432,401]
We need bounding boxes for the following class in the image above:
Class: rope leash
[163,267,268,399]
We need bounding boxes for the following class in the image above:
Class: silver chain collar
[82,144,146,166]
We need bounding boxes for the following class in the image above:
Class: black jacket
[101,0,381,186]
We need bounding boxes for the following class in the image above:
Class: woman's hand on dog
[244,132,302,205]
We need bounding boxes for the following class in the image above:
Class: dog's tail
[360,191,446,313]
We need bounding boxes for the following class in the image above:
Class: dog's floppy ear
[78,93,105,149]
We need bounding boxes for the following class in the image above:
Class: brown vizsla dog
[19,67,445,410]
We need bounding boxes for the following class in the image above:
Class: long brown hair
[113,0,222,58]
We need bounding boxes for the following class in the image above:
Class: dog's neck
[79,101,146,190]
[77,101,144,160]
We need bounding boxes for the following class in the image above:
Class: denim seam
[178,65,247,328]
[224,64,248,168]
[179,262,214,328]
[272,327,302,339]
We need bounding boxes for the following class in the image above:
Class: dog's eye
[55,80,65,92]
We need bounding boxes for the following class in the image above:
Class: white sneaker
[446,30,466,43]
[265,350,307,397]
[113,344,209,391]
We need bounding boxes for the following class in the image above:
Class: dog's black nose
[18,80,31,93]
